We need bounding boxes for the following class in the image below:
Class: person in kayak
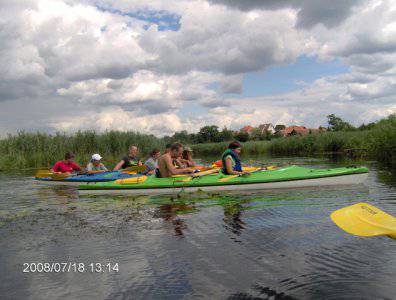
[52,152,82,174]
[114,145,143,170]
[181,146,197,168]
[144,149,161,174]
[222,141,247,175]
[156,143,194,178]
[86,154,108,174]
[165,143,172,154]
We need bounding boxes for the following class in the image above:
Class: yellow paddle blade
[330,203,396,239]
[35,170,70,180]
[122,165,147,173]
[116,176,147,185]
[242,167,258,172]
[35,170,53,178]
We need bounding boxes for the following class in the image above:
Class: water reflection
[0,160,395,299]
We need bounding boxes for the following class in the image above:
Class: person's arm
[86,164,106,174]
[188,160,197,168]
[52,162,60,173]
[165,156,193,175]
[138,160,143,166]
[225,157,242,175]
[72,162,81,172]
[113,160,125,171]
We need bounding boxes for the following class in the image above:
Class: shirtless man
[156,143,194,177]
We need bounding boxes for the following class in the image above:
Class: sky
[0,0,396,136]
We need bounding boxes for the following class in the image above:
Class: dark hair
[165,143,172,149]
[170,143,183,151]
[150,149,160,156]
[228,141,241,150]
[182,150,190,160]
[65,152,75,160]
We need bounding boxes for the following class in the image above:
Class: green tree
[327,114,355,131]
[234,131,249,142]
[275,124,286,132]
[218,127,234,142]
[197,125,220,143]
[172,130,190,143]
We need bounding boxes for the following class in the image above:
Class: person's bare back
[157,144,193,178]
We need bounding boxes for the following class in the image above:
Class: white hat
[91,153,102,161]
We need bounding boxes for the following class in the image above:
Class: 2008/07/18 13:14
[22,262,119,273]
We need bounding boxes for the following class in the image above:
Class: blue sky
[96,5,181,31]
[240,55,350,96]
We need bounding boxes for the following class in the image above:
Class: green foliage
[0,131,164,170]
[192,141,270,156]
[327,114,355,131]
[275,124,286,131]
[268,114,396,165]
[234,131,250,142]
[0,114,395,170]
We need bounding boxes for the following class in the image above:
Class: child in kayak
[144,149,161,174]
[180,146,197,168]
[52,152,82,174]
[114,145,143,170]
[221,141,247,175]
[87,154,108,174]
[156,143,194,178]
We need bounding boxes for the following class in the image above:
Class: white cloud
[0,0,395,137]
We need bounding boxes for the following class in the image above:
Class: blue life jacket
[221,149,242,174]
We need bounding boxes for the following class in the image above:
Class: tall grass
[268,114,396,165]
[0,131,164,170]
[0,115,395,170]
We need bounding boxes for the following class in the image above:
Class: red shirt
[53,161,81,173]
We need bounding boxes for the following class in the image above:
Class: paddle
[219,166,276,182]
[330,202,396,239]
[35,170,72,180]
[122,165,147,173]
[177,168,220,182]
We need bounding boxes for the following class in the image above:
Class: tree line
[165,114,377,144]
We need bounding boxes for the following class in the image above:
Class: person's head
[228,141,242,154]
[64,152,75,162]
[91,153,102,166]
[129,145,138,157]
[170,143,183,159]
[182,147,193,160]
[150,149,161,160]
[165,143,172,154]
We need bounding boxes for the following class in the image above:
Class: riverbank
[192,114,396,166]
[0,114,395,170]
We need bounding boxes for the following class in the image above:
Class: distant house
[278,126,309,137]
[239,125,254,134]
[279,126,325,136]
[258,123,275,134]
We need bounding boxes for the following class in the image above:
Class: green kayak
[78,165,368,196]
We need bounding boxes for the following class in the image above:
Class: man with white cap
[86,154,108,174]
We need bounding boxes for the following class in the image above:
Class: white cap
[91,154,102,161]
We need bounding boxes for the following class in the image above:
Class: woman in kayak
[180,146,197,168]
[86,154,108,174]
[52,152,82,174]
[114,145,143,170]
[144,149,161,174]
[221,141,247,175]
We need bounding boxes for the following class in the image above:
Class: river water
[0,157,395,300]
